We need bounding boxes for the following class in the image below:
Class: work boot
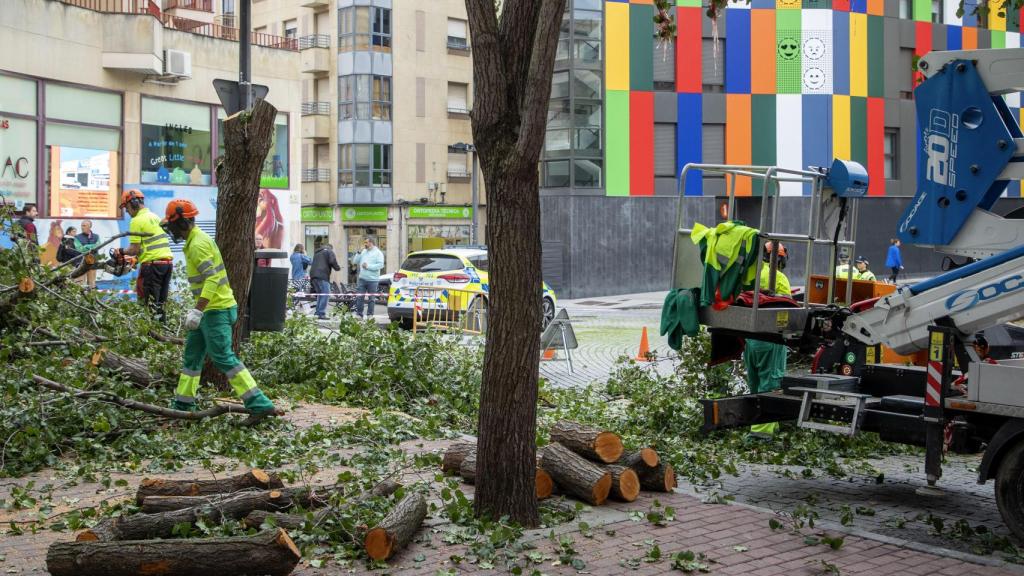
[240,390,281,426]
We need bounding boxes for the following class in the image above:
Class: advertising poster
[49,146,119,218]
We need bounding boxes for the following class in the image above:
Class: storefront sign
[408,206,473,219]
[49,146,119,218]
[340,206,388,222]
[301,206,335,222]
[0,117,36,206]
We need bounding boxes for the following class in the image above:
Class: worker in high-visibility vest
[118,189,174,321]
[161,199,280,421]
[745,240,790,438]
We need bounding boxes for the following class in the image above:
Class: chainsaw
[70,248,137,278]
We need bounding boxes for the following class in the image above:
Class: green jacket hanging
[690,221,760,308]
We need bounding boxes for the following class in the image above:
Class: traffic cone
[542,348,556,360]
[635,326,652,361]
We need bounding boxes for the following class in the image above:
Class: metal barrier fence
[412,286,488,336]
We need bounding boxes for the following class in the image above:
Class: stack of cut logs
[46,468,428,576]
[443,421,676,506]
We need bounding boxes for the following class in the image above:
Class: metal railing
[302,168,330,183]
[161,13,298,51]
[301,101,330,116]
[164,0,212,11]
[299,34,331,50]
[447,168,469,178]
[412,286,487,336]
[447,105,470,115]
[447,36,470,50]
[54,0,160,16]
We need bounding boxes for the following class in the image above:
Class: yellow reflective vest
[759,262,791,295]
[128,208,173,263]
[184,227,236,311]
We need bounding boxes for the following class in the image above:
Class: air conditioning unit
[163,50,192,78]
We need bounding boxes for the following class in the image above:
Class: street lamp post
[452,142,479,244]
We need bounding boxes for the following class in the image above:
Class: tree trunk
[619,448,660,470]
[441,442,476,475]
[549,420,624,463]
[134,469,283,505]
[243,479,401,530]
[466,0,567,527]
[635,462,677,493]
[538,443,611,506]
[50,528,300,576]
[603,464,640,502]
[204,98,276,388]
[363,493,427,561]
[90,348,157,387]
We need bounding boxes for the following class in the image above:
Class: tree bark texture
[91,348,157,388]
[603,464,640,502]
[77,506,201,542]
[51,528,300,576]
[139,484,339,515]
[619,449,660,470]
[459,451,478,483]
[635,462,677,493]
[441,442,476,475]
[242,479,401,530]
[538,443,611,506]
[134,469,283,505]
[363,492,428,561]
[465,0,568,528]
[549,420,624,463]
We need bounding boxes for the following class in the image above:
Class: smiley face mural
[777,36,800,61]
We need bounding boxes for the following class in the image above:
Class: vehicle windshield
[401,254,465,272]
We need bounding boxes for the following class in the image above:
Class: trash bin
[249,249,288,332]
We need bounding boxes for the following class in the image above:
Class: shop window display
[141,97,212,186]
[218,111,289,188]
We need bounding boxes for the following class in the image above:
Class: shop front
[406,205,474,253]
[300,205,335,256]
[340,205,388,284]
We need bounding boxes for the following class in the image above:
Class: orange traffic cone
[635,327,652,361]
[542,348,556,360]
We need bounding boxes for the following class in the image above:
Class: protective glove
[184,308,203,331]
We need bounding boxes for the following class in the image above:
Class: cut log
[140,489,297,515]
[635,462,677,493]
[51,528,300,576]
[549,420,623,463]
[538,443,612,506]
[364,492,427,561]
[536,468,554,500]
[441,442,476,475]
[604,464,640,502]
[76,506,200,542]
[243,479,401,530]
[458,451,478,483]
[619,448,660,469]
[91,348,157,387]
[134,469,284,505]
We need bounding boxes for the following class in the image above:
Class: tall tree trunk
[465,0,567,527]
[203,99,276,388]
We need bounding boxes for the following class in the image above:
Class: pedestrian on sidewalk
[886,238,904,284]
[290,243,311,281]
[75,220,100,289]
[58,226,81,267]
[309,242,340,320]
[351,236,385,320]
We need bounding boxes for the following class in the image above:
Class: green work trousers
[744,339,787,435]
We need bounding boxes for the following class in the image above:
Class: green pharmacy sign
[408,206,473,219]
[340,206,388,222]
[300,206,334,222]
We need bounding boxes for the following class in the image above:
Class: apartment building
[255,0,484,280]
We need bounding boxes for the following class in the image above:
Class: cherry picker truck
[674,47,1024,539]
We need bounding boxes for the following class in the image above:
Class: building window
[653,39,676,91]
[931,0,943,22]
[141,97,211,186]
[447,148,469,178]
[884,129,898,180]
[543,160,570,187]
[702,39,725,87]
[574,159,602,188]
[338,6,391,52]
[0,75,38,210]
[283,19,297,39]
[447,18,468,50]
[339,144,391,187]
[573,69,602,99]
[573,6,602,65]
[447,82,469,114]
[899,0,911,18]
[338,75,392,120]
[217,111,289,188]
[551,72,570,99]
[654,124,676,177]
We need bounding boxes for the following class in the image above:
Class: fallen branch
[139,483,348,514]
[135,469,284,505]
[31,375,253,420]
[91,348,160,388]
[150,330,185,345]
[243,479,402,530]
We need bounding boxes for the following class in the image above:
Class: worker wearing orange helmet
[119,189,174,321]
[161,199,280,420]
[745,240,792,438]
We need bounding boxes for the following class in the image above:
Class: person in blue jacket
[886,238,903,284]
[351,236,385,320]
[289,243,311,281]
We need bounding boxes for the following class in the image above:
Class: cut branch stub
[549,420,624,463]
[364,492,427,561]
[134,469,284,505]
[538,442,612,506]
[18,277,34,293]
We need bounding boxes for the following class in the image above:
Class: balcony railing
[165,0,212,12]
[54,0,160,16]
[447,167,469,178]
[301,102,330,116]
[299,34,331,50]
[447,105,470,115]
[303,168,331,183]
[447,36,470,51]
[161,14,298,51]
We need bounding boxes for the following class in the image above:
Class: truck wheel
[994,440,1024,541]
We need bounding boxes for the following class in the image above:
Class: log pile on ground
[49,471,424,573]
[441,420,669,508]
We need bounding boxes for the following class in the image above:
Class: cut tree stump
[549,420,623,463]
[635,462,677,493]
[134,469,283,505]
[538,443,612,506]
[91,348,157,387]
[441,442,476,475]
[619,448,660,469]
[51,528,300,576]
[243,479,401,530]
[364,492,427,561]
[604,464,640,502]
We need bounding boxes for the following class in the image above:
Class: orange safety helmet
[120,189,145,208]
[763,240,787,258]
[164,199,200,222]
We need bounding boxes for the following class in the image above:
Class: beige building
[254,0,486,281]
[0,0,303,282]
